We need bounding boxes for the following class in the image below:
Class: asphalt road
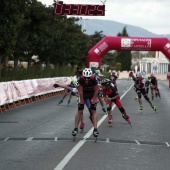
[0,79,170,170]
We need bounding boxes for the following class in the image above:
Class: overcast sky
[39,0,170,35]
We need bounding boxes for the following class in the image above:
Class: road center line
[165,142,170,147]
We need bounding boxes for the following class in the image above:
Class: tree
[0,0,30,77]
[116,27,132,71]
[0,1,106,80]
[115,62,121,71]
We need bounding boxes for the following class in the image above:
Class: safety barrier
[0,76,76,113]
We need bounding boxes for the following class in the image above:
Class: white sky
[39,0,170,35]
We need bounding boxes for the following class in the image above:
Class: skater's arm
[107,85,120,101]
[78,85,84,103]
[107,94,119,101]
[53,83,76,92]
[53,83,70,89]
[53,83,79,98]
[129,72,136,81]
[131,75,136,81]
[92,84,99,104]
[102,90,108,103]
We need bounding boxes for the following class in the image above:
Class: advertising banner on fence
[0,76,77,106]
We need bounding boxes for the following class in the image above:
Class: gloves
[104,104,110,109]
[107,97,112,101]
[53,83,59,88]
[107,97,116,102]
[129,72,133,76]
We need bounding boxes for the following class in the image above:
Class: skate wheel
[73,136,76,142]
[107,123,112,127]
[80,129,84,133]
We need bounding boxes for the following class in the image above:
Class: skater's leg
[106,104,112,123]
[79,113,85,131]
[58,90,67,104]
[90,103,99,137]
[137,91,143,111]
[143,94,157,112]
[114,98,131,124]
[72,103,84,136]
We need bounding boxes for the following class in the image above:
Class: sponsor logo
[94,42,108,55]
[164,43,170,54]
[165,43,170,49]
[121,38,131,47]
[90,62,99,68]
[94,48,100,54]
[121,38,152,50]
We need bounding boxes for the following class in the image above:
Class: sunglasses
[84,77,90,80]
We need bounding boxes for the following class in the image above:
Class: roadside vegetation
[0,0,155,82]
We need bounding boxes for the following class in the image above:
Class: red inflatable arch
[87,36,170,88]
[88,36,170,68]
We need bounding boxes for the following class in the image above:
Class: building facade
[139,51,169,74]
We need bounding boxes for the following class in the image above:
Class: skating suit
[150,77,158,88]
[109,75,118,91]
[78,75,98,102]
[103,83,122,107]
[132,76,146,94]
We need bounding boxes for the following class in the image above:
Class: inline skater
[53,81,92,133]
[150,74,161,99]
[71,68,99,140]
[109,70,118,91]
[92,68,106,113]
[130,72,157,112]
[57,80,75,105]
[98,84,107,113]
[101,78,131,126]
[145,76,150,95]
[128,71,133,81]
[136,76,150,99]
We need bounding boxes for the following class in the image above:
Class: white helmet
[136,72,142,78]
[101,78,111,86]
[95,70,99,74]
[150,73,154,77]
[112,70,116,74]
[75,80,79,87]
[82,68,92,77]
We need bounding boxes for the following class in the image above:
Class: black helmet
[101,78,111,86]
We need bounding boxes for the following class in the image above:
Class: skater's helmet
[95,70,100,74]
[70,80,75,85]
[110,76,115,81]
[112,70,116,74]
[74,80,79,87]
[150,73,154,77]
[136,72,142,78]
[82,68,93,77]
[101,78,111,86]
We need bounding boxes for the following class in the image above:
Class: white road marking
[53,140,86,170]
[165,142,170,147]
[106,138,110,143]
[53,84,134,170]
[26,137,34,141]
[3,137,9,141]
[135,140,141,145]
